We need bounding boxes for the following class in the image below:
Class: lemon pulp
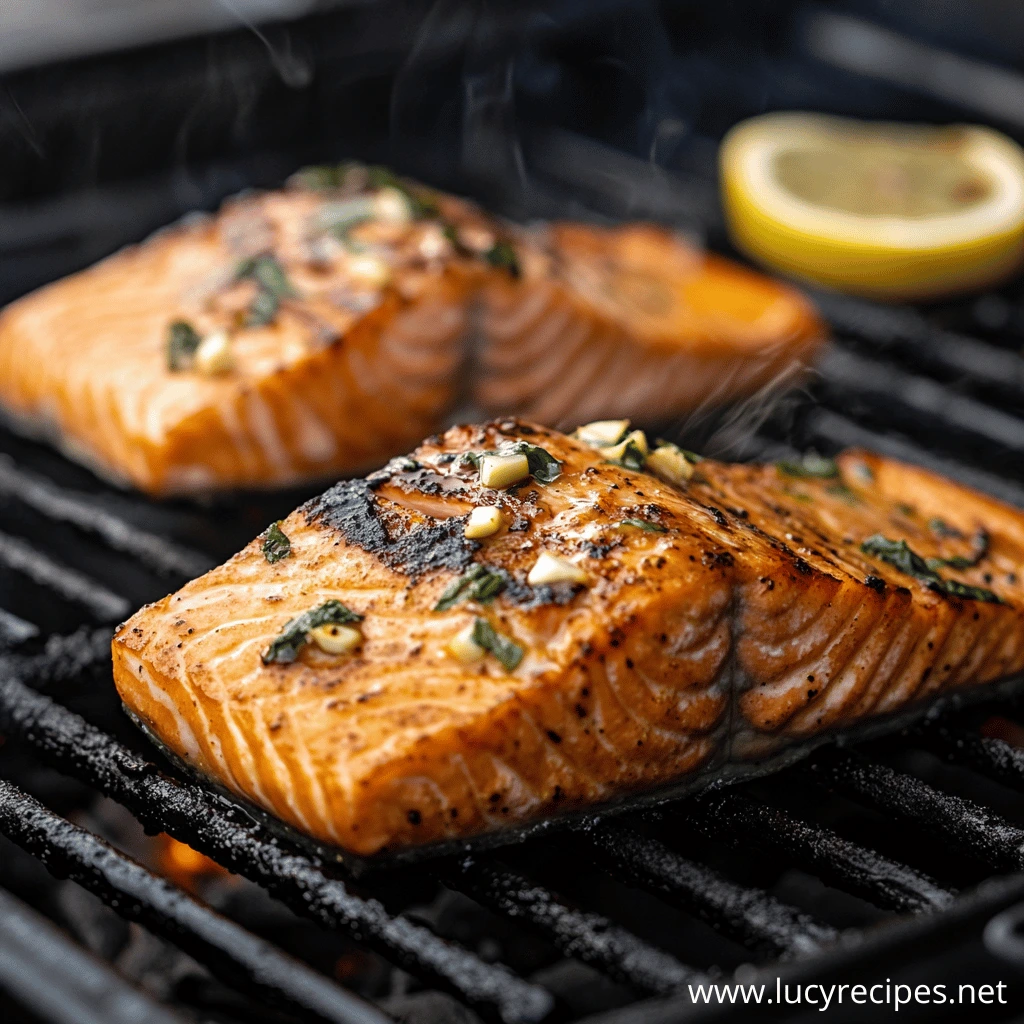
[721,112,1024,300]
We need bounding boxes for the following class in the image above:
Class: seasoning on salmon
[112,420,1024,859]
[0,164,494,496]
[475,222,826,429]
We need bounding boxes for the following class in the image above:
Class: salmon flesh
[112,420,1024,859]
[0,169,825,496]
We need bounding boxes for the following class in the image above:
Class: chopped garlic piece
[418,224,451,260]
[479,452,530,489]
[464,506,503,539]
[574,419,630,447]
[646,445,694,486]
[446,623,486,663]
[527,551,589,586]
[194,332,234,376]
[348,255,392,288]
[309,623,362,655]
[372,187,413,224]
[457,224,496,253]
[602,429,649,464]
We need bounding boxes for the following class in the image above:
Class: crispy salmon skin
[0,166,495,496]
[112,421,1024,858]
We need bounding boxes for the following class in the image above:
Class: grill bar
[816,346,1024,456]
[0,529,129,620]
[0,885,185,1024]
[583,821,836,957]
[693,790,955,913]
[0,778,392,1024]
[917,723,1024,794]
[809,751,1024,873]
[810,288,1024,400]
[819,346,1024,454]
[446,859,702,995]
[0,454,212,578]
[0,674,554,1024]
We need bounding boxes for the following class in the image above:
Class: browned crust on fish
[113,422,1024,857]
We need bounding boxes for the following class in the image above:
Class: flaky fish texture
[112,421,1024,858]
[475,223,826,428]
[0,175,487,496]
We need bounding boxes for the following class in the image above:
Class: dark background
[6,0,1024,305]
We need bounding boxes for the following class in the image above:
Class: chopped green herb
[861,534,1004,603]
[825,482,860,504]
[317,197,373,240]
[926,528,989,571]
[291,163,353,190]
[262,522,291,563]
[167,320,202,371]
[460,441,562,484]
[262,600,363,664]
[365,166,438,218]
[861,535,942,585]
[246,288,280,327]
[471,618,524,672]
[776,452,839,479]
[434,565,508,611]
[618,518,667,532]
[896,502,916,517]
[929,517,965,540]
[485,240,521,278]
[237,255,297,327]
[606,437,647,471]
[939,579,1003,604]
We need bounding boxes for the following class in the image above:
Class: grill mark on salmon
[112,423,1024,859]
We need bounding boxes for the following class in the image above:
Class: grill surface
[5,2,1024,1022]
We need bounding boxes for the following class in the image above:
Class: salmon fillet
[0,166,826,496]
[0,167,494,495]
[475,223,826,428]
[112,420,1024,859]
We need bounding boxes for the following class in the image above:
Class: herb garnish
[237,255,297,327]
[167,320,202,371]
[460,441,562,484]
[929,517,965,540]
[434,565,508,611]
[471,618,524,672]
[606,436,647,471]
[861,536,941,584]
[365,166,438,218]
[291,162,356,191]
[618,518,667,532]
[825,481,860,504]
[860,534,1003,603]
[262,600,363,664]
[925,528,989,571]
[485,240,521,278]
[262,522,292,563]
[776,453,839,479]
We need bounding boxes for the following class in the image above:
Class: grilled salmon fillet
[475,223,826,428]
[0,166,496,496]
[112,420,1024,858]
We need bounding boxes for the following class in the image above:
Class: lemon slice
[720,112,1024,300]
